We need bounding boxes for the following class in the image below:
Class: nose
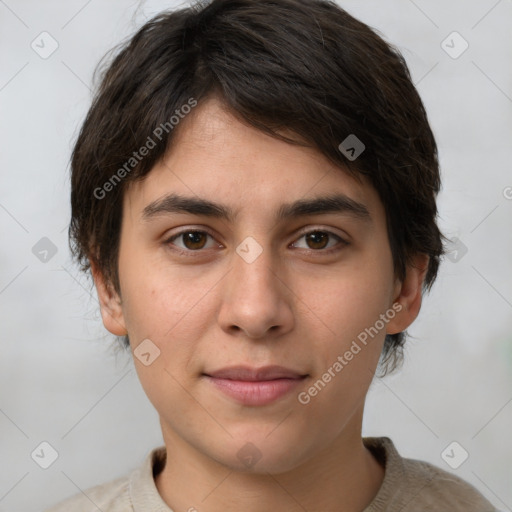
[217,240,294,340]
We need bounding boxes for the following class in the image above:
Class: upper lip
[204,365,307,381]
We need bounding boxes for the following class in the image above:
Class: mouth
[202,365,309,406]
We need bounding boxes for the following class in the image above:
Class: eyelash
[163,228,348,257]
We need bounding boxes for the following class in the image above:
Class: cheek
[118,241,191,333]
[302,259,394,344]
[118,257,222,369]
[294,274,390,430]
[295,256,393,409]
[118,272,212,412]
[121,279,198,341]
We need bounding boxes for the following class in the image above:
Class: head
[69,0,444,473]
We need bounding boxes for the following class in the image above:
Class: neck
[155,406,384,511]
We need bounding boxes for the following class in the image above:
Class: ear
[90,260,128,336]
[386,253,429,335]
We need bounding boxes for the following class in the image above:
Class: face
[94,97,424,474]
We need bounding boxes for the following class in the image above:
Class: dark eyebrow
[277,194,371,222]
[141,193,371,223]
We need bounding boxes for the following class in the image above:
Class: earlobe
[386,254,429,335]
[90,260,128,336]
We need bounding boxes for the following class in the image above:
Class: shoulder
[400,456,497,511]
[363,437,498,512]
[44,446,168,512]
[44,475,130,512]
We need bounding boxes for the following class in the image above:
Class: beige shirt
[45,437,498,511]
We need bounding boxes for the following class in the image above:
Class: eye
[164,228,348,256]
[165,230,219,253]
[291,230,347,253]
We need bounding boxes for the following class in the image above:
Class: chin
[207,431,312,475]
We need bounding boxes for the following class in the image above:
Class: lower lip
[204,376,305,406]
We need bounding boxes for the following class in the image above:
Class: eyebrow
[141,192,371,223]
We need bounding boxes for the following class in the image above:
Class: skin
[91,97,428,512]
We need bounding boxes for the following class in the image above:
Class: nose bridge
[232,235,280,297]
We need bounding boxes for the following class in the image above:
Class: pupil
[185,232,205,249]
[308,232,327,249]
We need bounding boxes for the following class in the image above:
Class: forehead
[123,98,384,225]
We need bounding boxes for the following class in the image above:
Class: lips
[204,365,307,381]
[203,365,308,406]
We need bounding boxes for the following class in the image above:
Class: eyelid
[293,225,349,242]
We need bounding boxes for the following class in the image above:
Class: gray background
[1,0,511,510]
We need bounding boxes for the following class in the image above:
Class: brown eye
[292,230,347,253]
[305,231,330,250]
[182,231,208,250]
[166,230,215,252]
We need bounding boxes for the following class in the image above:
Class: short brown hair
[69,0,445,373]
